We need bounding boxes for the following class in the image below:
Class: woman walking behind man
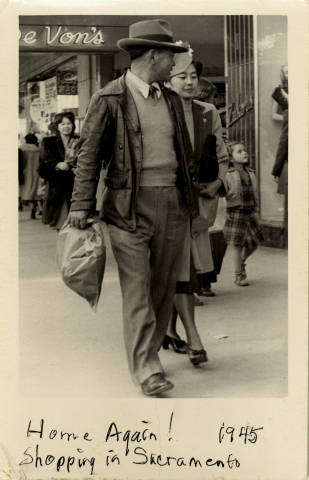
[163,44,228,366]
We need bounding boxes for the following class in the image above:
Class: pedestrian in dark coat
[38,112,79,229]
[271,64,288,246]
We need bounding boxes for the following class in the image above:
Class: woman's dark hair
[193,60,203,79]
[25,133,38,145]
[197,77,217,102]
[54,111,76,135]
[48,121,57,135]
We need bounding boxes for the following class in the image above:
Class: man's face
[153,49,175,82]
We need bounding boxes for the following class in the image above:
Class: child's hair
[227,140,245,166]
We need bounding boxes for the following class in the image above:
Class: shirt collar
[126,70,161,99]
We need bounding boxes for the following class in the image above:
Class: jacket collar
[125,70,161,99]
[228,165,253,173]
[100,74,183,133]
[100,73,176,100]
[99,74,126,96]
[22,144,39,150]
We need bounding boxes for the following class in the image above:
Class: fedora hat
[117,19,188,53]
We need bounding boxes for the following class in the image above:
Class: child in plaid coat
[223,141,263,286]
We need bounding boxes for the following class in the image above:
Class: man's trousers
[108,186,189,385]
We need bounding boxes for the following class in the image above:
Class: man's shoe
[141,373,174,396]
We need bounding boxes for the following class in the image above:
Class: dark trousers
[108,187,189,384]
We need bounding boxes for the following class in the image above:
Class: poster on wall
[27,77,57,133]
[44,76,57,115]
[57,70,78,95]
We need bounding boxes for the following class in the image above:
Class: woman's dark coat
[38,134,78,226]
[271,87,288,195]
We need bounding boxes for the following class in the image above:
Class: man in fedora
[69,19,198,396]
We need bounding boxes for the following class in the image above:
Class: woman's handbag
[209,227,227,275]
[57,219,106,311]
[198,134,219,183]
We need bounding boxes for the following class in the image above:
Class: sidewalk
[19,207,288,398]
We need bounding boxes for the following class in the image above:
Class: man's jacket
[71,73,199,232]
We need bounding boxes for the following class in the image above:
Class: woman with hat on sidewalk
[162,43,228,366]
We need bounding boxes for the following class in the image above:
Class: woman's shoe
[30,208,36,220]
[162,335,187,354]
[235,273,250,286]
[187,346,208,366]
[200,286,215,297]
[194,294,204,306]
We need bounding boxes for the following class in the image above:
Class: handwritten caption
[19,415,263,476]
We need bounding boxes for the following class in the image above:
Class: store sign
[19,25,128,51]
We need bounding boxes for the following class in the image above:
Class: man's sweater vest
[128,88,178,186]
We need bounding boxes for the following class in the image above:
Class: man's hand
[56,161,69,171]
[273,176,279,183]
[68,210,90,229]
[191,215,209,238]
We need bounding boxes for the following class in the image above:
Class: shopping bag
[57,219,106,311]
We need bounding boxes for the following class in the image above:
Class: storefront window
[257,16,287,222]
[20,56,79,139]
[56,57,79,128]
[225,15,255,168]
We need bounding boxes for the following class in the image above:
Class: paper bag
[57,220,106,311]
